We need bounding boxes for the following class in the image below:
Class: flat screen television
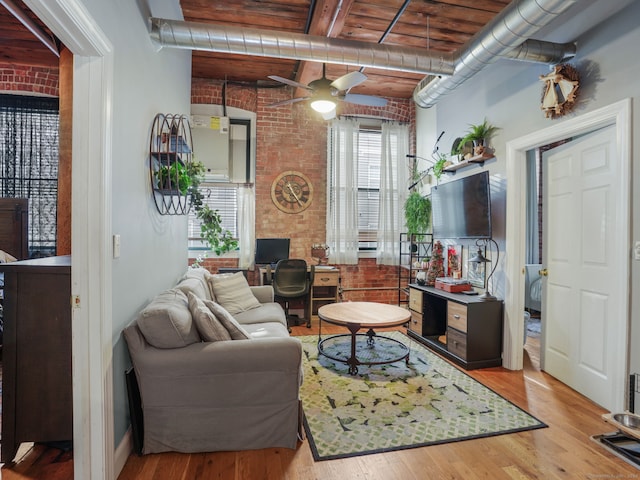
[254,238,290,265]
[431,171,492,239]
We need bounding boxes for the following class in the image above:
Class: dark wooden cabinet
[0,256,72,462]
[407,284,503,370]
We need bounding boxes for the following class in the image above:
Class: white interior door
[541,124,620,410]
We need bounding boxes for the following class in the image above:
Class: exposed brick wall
[191,79,415,305]
[0,63,59,97]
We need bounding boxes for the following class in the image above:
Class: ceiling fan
[267,64,387,119]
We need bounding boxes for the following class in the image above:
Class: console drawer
[409,288,423,312]
[409,310,422,333]
[313,271,339,287]
[447,301,468,333]
[447,327,467,359]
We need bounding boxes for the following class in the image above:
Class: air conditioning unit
[191,115,230,181]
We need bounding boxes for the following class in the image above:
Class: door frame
[23,0,114,478]
[504,99,631,410]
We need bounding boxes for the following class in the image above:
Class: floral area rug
[298,331,546,461]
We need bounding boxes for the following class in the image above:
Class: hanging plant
[404,191,431,237]
[187,160,238,256]
[196,204,238,256]
[432,153,449,180]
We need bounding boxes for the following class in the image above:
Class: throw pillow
[137,289,200,349]
[208,271,261,315]
[203,299,251,340]
[187,292,232,342]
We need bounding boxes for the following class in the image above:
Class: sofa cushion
[242,321,290,339]
[234,302,286,327]
[203,299,251,340]
[187,292,232,342]
[208,271,261,315]
[181,267,213,301]
[137,289,200,349]
[176,276,210,302]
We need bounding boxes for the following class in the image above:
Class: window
[0,94,59,257]
[357,128,381,249]
[327,119,408,263]
[188,184,238,251]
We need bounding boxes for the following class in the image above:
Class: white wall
[75,0,192,447]
[416,1,640,377]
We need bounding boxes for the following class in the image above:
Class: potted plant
[187,160,238,256]
[156,161,192,195]
[456,118,500,155]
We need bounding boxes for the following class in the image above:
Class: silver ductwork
[412,0,579,108]
[503,39,576,64]
[150,18,456,77]
[150,0,578,108]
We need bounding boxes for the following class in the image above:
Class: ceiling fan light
[310,98,336,113]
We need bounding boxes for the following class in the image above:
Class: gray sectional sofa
[123,267,303,454]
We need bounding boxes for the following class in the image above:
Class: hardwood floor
[2,323,638,479]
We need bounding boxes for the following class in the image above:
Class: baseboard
[114,427,133,478]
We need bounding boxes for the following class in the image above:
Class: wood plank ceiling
[0,0,59,68]
[1,0,513,99]
[181,0,512,99]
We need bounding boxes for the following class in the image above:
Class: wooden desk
[258,266,340,327]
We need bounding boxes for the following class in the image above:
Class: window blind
[357,129,381,249]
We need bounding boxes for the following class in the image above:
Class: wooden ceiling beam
[293,0,356,97]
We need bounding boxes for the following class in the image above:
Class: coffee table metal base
[318,327,410,375]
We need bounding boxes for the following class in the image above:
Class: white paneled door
[541,124,620,410]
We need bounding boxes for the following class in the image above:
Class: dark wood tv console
[407,284,503,370]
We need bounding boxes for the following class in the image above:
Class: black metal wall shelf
[149,113,193,215]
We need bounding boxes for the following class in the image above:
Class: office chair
[266,259,314,330]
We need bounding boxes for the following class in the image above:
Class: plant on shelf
[156,161,192,195]
[404,190,431,238]
[432,152,449,181]
[456,118,500,156]
[187,160,238,256]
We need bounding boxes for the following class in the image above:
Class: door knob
[539,268,548,276]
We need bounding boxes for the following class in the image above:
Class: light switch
[113,234,121,259]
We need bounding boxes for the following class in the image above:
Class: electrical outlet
[635,241,640,260]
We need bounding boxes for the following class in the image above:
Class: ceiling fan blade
[320,109,337,121]
[268,75,312,91]
[267,97,309,107]
[342,93,388,107]
[330,71,367,91]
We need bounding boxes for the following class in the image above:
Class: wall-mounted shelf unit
[398,232,433,307]
[444,153,494,173]
[149,113,193,215]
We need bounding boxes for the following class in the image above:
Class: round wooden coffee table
[317,302,411,375]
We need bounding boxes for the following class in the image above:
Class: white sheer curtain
[377,121,409,265]
[237,184,255,269]
[326,118,360,264]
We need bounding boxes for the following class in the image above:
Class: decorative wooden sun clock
[271,170,314,213]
